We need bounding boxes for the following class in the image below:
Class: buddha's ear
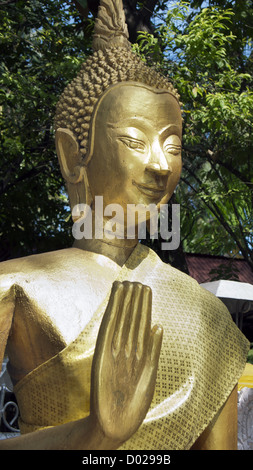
[55,128,83,184]
[55,128,92,216]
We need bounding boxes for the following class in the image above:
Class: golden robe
[13,244,249,450]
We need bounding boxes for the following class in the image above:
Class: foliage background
[0,0,252,275]
[0,0,90,259]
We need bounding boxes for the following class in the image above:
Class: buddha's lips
[132,180,166,197]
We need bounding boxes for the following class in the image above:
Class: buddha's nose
[145,162,171,176]
[146,144,172,176]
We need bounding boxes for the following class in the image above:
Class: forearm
[0,415,122,450]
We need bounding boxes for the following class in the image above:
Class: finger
[112,281,134,356]
[95,281,124,354]
[91,282,125,414]
[125,283,143,357]
[132,285,152,360]
[149,324,163,369]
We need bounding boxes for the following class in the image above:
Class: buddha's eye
[164,135,181,156]
[164,144,181,156]
[119,137,145,153]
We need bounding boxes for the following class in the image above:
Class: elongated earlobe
[55,128,83,183]
[55,128,92,218]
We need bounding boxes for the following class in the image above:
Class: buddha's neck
[73,237,138,266]
[72,212,139,266]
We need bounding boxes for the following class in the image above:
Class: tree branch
[0,0,18,5]
[184,145,253,192]
[0,163,52,197]
[209,159,250,253]
[215,157,253,191]
[140,0,158,21]
[182,164,253,270]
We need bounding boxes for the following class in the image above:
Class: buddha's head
[55,0,183,226]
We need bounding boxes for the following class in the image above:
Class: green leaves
[0,0,91,259]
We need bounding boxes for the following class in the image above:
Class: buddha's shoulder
[168,263,225,310]
[0,248,80,274]
[145,246,226,312]
[143,245,199,290]
[0,248,114,290]
[166,264,230,316]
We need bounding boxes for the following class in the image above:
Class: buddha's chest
[6,260,120,382]
[14,266,118,345]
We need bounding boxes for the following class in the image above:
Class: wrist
[78,414,122,450]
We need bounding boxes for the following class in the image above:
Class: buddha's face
[87,83,182,217]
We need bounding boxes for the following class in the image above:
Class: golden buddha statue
[0,0,249,450]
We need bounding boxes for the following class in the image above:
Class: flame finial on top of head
[92,0,131,51]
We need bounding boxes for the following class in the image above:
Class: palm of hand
[90,281,163,443]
